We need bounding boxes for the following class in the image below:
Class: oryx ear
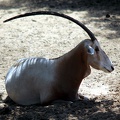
[86,45,94,55]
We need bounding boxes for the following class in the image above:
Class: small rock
[106,14,110,18]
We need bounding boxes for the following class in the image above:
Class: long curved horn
[4,11,96,41]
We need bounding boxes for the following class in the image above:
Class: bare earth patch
[0,1,120,120]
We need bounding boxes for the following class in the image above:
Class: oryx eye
[95,46,99,52]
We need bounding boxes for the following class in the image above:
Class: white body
[6,58,58,105]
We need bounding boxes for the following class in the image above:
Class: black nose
[111,66,114,71]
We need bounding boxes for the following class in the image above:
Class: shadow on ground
[0,0,120,11]
[0,98,120,120]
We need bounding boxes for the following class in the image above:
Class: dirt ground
[0,0,120,120]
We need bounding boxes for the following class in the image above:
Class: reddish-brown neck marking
[54,42,91,99]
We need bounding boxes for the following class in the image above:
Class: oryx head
[86,40,114,73]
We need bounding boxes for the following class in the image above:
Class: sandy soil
[0,0,120,120]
